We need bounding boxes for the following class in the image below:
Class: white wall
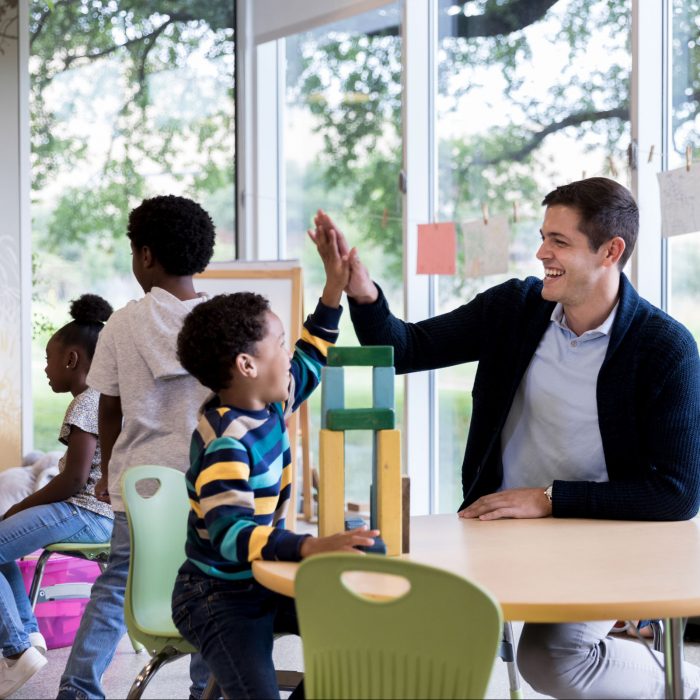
[0,1,31,468]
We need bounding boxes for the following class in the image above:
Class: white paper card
[657,166,700,238]
[461,215,510,278]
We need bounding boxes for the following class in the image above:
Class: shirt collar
[550,301,619,338]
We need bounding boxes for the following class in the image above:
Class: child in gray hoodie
[57,195,215,700]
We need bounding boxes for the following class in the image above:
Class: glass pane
[667,1,700,340]
[284,5,403,507]
[436,0,631,512]
[30,1,235,450]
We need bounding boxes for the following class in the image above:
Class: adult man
[310,177,700,698]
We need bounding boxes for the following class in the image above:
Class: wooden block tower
[318,346,402,556]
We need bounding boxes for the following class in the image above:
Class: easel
[195,261,311,530]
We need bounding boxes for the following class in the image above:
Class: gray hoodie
[87,287,211,512]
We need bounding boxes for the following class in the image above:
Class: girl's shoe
[28,632,47,656]
[0,647,48,698]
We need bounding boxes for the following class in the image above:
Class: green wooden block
[328,346,394,367]
[326,408,395,431]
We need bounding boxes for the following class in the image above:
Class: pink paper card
[416,222,456,274]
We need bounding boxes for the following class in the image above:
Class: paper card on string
[461,215,510,278]
[416,222,456,274]
[658,166,700,237]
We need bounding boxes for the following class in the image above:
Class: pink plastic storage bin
[19,551,101,649]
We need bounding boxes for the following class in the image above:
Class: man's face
[251,311,292,405]
[537,205,611,308]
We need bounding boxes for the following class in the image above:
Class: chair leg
[126,647,184,700]
[202,674,221,699]
[500,622,524,700]
[28,550,54,609]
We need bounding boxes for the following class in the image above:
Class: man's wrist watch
[544,484,554,503]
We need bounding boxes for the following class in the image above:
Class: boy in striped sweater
[171,222,378,699]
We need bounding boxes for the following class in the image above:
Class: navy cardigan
[349,274,700,521]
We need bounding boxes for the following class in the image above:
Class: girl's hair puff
[53,294,113,361]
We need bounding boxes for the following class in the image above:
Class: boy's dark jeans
[172,567,303,699]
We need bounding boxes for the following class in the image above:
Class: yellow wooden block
[318,429,346,537]
[376,429,402,556]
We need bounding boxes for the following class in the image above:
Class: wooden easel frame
[195,261,311,530]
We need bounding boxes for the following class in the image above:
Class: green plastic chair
[121,465,211,699]
[295,553,503,699]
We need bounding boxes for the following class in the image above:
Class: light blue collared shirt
[500,302,618,490]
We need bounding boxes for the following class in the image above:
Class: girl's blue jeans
[0,500,113,657]
[172,565,303,699]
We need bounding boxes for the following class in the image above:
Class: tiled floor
[11,624,700,699]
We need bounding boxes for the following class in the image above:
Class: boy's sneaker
[28,632,47,656]
[0,647,48,698]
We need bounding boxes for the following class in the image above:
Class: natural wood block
[328,346,394,367]
[318,430,345,537]
[376,429,402,556]
[326,408,395,431]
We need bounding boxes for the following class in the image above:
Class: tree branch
[470,106,629,167]
[452,0,561,39]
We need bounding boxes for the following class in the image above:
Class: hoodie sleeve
[86,319,120,397]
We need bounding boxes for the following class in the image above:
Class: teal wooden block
[372,366,395,409]
[321,367,345,429]
[326,408,395,431]
[328,346,394,367]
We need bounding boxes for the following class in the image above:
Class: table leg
[663,617,684,699]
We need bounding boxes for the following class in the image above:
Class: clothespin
[481,202,489,226]
[581,170,587,180]
[647,145,655,163]
[381,207,388,229]
[686,145,693,172]
[608,155,618,178]
[512,200,519,223]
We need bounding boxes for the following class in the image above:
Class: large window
[30,1,235,450]
[666,0,700,339]
[435,0,631,511]
[283,4,403,504]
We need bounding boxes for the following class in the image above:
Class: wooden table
[253,514,700,699]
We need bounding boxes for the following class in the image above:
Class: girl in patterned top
[0,294,115,698]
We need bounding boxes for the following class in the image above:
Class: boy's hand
[308,210,351,307]
[310,210,378,304]
[94,474,111,504]
[299,527,380,558]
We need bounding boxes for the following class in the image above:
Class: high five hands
[308,210,378,304]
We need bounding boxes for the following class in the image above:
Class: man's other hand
[458,487,552,520]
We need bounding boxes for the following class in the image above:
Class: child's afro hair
[127,195,215,276]
[178,292,271,393]
[53,293,113,361]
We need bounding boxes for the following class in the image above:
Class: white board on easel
[194,260,310,530]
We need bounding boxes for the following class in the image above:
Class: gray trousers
[517,620,700,699]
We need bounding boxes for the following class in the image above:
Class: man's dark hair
[127,195,215,275]
[542,177,639,268]
[53,294,113,361]
[178,293,271,392]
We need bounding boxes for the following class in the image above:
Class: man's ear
[603,236,625,268]
[235,353,257,379]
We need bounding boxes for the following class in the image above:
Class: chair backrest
[295,553,502,700]
[122,465,191,638]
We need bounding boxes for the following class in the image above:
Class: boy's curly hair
[178,293,271,392]
[53,293,113,361]
[127,195,215,275]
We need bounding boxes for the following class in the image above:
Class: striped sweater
[183,300,341,580]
